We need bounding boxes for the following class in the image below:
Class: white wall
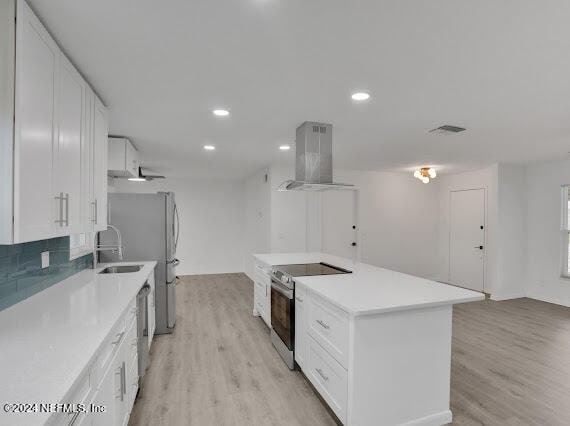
[243,165,322,279]
[112,178,245,275]
[496,164,527,299]
[268,165,322,253]
[244,168,271,279]
[322,170,440,280]
[526,159,570,306]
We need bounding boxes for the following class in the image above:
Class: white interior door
[449,189,485,291]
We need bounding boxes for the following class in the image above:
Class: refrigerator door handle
[166,279,176,328]
[174,202,180,253]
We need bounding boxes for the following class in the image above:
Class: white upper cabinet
[0,0,109,244]
[93,98,109,231]
[108,137,139,178]
[56,54,85,235]
[13,0,59,243]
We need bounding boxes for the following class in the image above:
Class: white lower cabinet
[91,358,117,426]
[307,336,348,424]
[294,284,307,369]
[295,283,348,424]
[48,298,139,426]
[147,272,156,348]
[252,259,271,328]
[296,287,348,425]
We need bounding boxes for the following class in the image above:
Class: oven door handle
[271,281,293,299]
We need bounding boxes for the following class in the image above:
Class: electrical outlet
[41,251,49,269]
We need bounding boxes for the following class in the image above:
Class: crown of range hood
[277,121,354,191]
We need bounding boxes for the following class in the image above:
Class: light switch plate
[41,251,49,269]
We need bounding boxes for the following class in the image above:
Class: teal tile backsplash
[0,237,92,311]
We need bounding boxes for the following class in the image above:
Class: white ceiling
[29,0,570,179]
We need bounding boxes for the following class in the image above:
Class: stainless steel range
[270,262,352,369]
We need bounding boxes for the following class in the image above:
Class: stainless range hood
[278,121,354,191]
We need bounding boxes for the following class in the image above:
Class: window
[69,233,92,260]
[562,186,570,278]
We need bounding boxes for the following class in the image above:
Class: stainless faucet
[93,224,124,269]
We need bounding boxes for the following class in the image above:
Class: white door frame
[448,187,487,293]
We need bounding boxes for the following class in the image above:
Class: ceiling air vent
[428,125,466,135]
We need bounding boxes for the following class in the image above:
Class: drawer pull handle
[316,368,329,382]
[316,319,330,330]
[111,331,125,345]
[68,410,80,425]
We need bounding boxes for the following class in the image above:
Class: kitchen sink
[98,265,143,274]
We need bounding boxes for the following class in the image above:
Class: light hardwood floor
[129,274,570,426]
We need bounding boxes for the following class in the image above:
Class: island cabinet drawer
[307,335,348,424]
[308,293,349,369]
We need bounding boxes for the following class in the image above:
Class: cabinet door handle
[68,410,80,425]
[64,193,69,226]
[316,319,330,330]
[94,199,98,224]
[115,365,124,401]
[316,368,329,382]
[121,361,126,397]
[90,201,95,223]
[55,193,64,225]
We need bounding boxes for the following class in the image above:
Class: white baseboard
[526,292,570,308]
[490,292,526,301]
[401,410,452,426]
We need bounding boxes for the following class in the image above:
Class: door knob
[474,245,484,250]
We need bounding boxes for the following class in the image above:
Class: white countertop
[0,261,156,426]
[254,253,484,316]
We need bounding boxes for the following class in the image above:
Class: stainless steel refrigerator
[100,192,179,334]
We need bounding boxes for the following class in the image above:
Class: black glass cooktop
[274,262,352,277]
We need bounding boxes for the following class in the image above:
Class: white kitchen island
[253,253,484,426]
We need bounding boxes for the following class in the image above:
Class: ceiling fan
[128,167,166,182]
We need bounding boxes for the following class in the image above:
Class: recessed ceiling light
[351,92,370,101]
[212,109,230,117]
[203,145,216,150]
[279,145,291,151]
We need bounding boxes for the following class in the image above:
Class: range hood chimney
[278,121,354,191]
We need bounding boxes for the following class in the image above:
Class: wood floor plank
[129,273,570,426]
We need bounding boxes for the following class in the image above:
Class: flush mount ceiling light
[279,145,291,151]
[413,167,437,184]
[428,125,466,135]
[351,92,371,101]
[203,145,216,150]
[212,109,230,117]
